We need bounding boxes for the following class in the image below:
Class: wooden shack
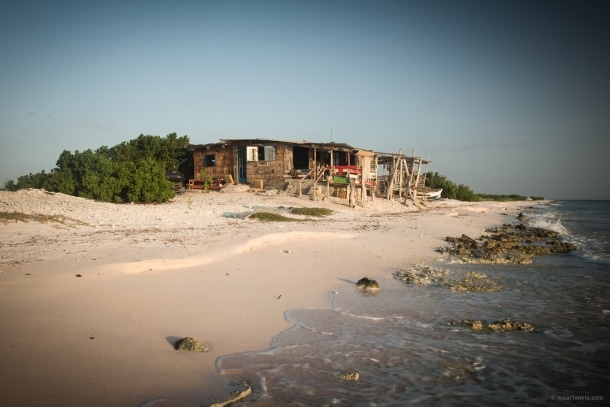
[189,139,434,206]
[190,139,361,189]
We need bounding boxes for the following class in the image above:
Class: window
[265,146,276,161]
[247,146,258,161]
[204,154,216,167]
[258,146,276,161]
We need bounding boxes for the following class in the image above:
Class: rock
[439,222,576,264]
[339,371,360,381]
[174,337,210,352]
[395,265,448,286]
[487,319,534,332]
[550,241,578,253]
[517,212,528,221]
[448,271,502,292]
[356,277,379,289]
[451,319,485,331]
[451,319,534,332]
[396,266,501,292]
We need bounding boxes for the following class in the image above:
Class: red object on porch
[329,165,361,175]
[188,177,225,190]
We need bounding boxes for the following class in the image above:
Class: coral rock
[356,277,379,289]
[339,372,360,381]
[174,337,210,352]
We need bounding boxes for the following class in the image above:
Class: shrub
[4,133,189,203]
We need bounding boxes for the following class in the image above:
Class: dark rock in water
[448,271,502,292]
[339,371,360,381]
[395,266,501,292]
[439,222,576,264]
[395,265,448,286]
[517,212,528,221]
[550,241,578,253]
[356,277,379,289]
[451,319,486,331]
[488,319,534,331]
[174,337,210,352]
[451,318,534,332]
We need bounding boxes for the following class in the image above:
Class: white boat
[416,188,443,200]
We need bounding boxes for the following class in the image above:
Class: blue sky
[1,0,608,199]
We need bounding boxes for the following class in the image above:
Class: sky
[1,0,608,199]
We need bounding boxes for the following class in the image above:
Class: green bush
[477,194,545,201]
[425,172,459,199]
[425,172,480,202]
[125,158,174,203]
[455,184,481,201]
[425,172,543,202]
[6,171,51,191]
[4,133,189,203]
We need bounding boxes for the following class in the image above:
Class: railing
[297,166,327,196]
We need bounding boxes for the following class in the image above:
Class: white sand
[0,188,532,406]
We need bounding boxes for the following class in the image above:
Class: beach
[0,188,536,406]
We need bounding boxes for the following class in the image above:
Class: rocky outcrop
[395,265,502,292]
[449,271,502,291]
[395,265,448,286]
[439,223,577,264]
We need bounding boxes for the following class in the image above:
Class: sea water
[216,201,610,406]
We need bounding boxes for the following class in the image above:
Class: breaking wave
[527,211,568,235]
[526,201,610,266]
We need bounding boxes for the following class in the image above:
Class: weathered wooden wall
[244,143,291,189]
[193,145,234,181]
[192,142,294,189]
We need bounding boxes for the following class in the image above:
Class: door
[237,146,247,183]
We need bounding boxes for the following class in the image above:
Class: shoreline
[0,189,535,406]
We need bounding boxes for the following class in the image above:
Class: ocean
[216,201,610,406]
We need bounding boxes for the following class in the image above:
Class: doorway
[293,146,309,170]
[237,146,247,182]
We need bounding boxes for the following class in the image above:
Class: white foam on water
[528,213,568,235]
[213,202,610,405]
[215,257,610,406]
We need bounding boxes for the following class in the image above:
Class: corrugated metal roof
[189,138,363,151]
[188,138,430,162]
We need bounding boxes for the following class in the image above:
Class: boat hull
[416,188,443,200]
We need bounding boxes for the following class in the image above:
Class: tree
[123,157,174,203]
[10,171,50,190]
[455,184,481,201]
[425,172,457,199]
[425,172,480,201]
[43,168,75,195]
[108,133,190,171]
[4,133,189,203]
